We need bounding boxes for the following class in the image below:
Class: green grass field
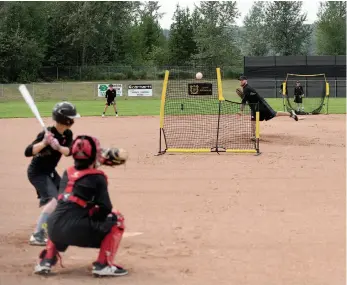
[0,80,345,118]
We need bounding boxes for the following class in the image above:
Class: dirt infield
[0,114,345,285]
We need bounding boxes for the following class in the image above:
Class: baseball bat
[18,84,47,132]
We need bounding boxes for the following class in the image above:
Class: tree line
[0,1,345,83]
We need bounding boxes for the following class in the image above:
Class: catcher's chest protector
[58,167,108,207]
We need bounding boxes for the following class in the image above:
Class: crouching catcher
[34,135,129,277]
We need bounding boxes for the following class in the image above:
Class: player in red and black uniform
[237,76,298,122]
[102,84,118,117]
[34,135,128,277]
[25,102,80,246]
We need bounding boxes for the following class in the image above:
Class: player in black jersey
[294,81,304,113]
[34,135,128,277]
[25,102,80,246]
[102,84,118,117]
[238,76,298,122]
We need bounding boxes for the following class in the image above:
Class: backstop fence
[244,55,346,98]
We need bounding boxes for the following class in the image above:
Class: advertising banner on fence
[128,84,153,96]
[98,84,123,97]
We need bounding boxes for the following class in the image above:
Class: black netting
[244,56,346,78]
[307,56,335,66]
[217,101,256,150]
[284,75,327,115]
[276,56,306,66]
[244,56,275,67]
[161,67,258,153]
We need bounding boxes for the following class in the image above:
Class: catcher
[236,76,298,122]
[34,135,129,277]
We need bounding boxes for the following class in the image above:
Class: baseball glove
[236,87,244,99]
[100,147,128,166]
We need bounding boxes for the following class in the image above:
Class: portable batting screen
[282,73,330,115]
[158,67,260,154]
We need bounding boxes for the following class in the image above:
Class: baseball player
[34,135,128,277]
[294,81,304,113]
[102,84,118,117]
[25,102,80,246]
[237,76,298,122]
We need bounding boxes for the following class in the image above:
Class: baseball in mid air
[196,72,203,80]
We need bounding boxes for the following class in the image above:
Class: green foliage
[0,1,337,83]
[192,1,241,66]
[168,5,197,65]
[264,1,312,55]
[316,1,346,55]
[242,2,268,56]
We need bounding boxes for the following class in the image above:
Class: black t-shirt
[241,84,267,111]
[55,170,112,221]
[25,127,73,175]
[294,86,304,96]
[105,89,116,101]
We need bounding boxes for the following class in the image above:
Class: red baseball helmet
[71,135,101,165]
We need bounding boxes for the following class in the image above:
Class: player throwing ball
[237,76,298,122]
[102,84,118,117]
[25,102,80,246]
[34,135,129,277]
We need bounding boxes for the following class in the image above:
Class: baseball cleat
[92,262,128,277]
[290,110,298,121]
[34,261,52,275]
[29,230,47,246]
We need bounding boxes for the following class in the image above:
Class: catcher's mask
[71,135,101,167]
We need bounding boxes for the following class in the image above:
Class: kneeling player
[34,135,128,277]
[237,76,298,122]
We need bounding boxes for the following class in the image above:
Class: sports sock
[35,212,50,234]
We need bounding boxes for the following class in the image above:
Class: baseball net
[282,73,330,115]
[158,67,260,154]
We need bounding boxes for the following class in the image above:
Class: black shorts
[251,101,277,122]
[47,206,116,252]
[106,99,116,106]
[294,96,303,103]
[28,171,60,207]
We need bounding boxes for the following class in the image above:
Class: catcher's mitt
[236,87,244,99]
[100,147,128,166]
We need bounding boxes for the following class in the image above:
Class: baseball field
[0,80,345,285]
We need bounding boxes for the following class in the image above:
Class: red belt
[58,194,87,208]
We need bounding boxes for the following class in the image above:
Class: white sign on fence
[97,84,123,97]
[128,84,153,97]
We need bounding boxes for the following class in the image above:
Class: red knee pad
[112,210,125,230]
[96,224,124,265]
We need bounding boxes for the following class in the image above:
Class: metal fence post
[335,79,337,98]
[57,67,59,81]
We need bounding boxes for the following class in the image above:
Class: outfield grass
[0,97,345,118]
[0,79,345,118]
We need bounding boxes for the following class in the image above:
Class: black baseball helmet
[52,101,80,126]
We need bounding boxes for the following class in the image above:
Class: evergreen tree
[316,1,346,55]
[243,2,268,56]
[168,5,197,65]
[264,1,312,55]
